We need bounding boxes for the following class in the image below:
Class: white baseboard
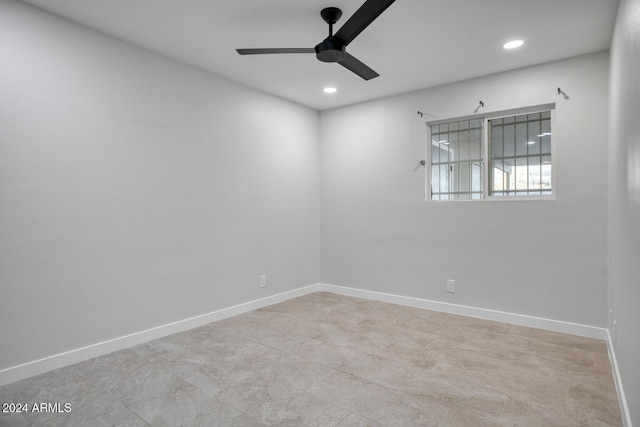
[0,284,318,387]
[317,283,608,340]
[606,330,633,427]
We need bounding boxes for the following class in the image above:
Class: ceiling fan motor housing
[315,38,346,62]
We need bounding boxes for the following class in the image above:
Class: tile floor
[0,292,622,426]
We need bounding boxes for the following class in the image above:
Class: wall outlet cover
[446,279,455,293]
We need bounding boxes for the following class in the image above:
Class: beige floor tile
[0,292,622,426]
[499,397,578,426]
[397,371,509,417]
[308,371,448,426]
[439,404,508,427]
[567,385,622,426]
[219,373,350,426]
[335,413,382,426]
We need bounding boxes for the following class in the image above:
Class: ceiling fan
[236,0,396,80]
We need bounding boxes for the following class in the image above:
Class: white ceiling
[20,0,618,111]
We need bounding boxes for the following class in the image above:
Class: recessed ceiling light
[503,40,524,49]
[323,87,337,94]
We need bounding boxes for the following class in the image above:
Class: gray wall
[320,52,609,327]
[609,0,640,423]
[0,0,320,371]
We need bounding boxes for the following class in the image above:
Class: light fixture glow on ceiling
[323,87,337,94]
[503,40,524,49]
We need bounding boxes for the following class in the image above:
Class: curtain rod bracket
[557,87,570,99]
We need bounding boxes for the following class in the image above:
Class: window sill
[426,195,556,202]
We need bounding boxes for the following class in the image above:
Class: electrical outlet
[446,279,455,293]
[259,275,266,288]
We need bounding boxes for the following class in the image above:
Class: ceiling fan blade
[334,0,396,46]
[338,53,379,80]
[236,48,315,55]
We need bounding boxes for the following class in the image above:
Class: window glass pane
[432,125,439,134]
[491,125,503,158]
[439,143,449,162]
[528,120,541,137]
[541,137,551,155]
[528,121,541,155]
[440,164,449,193]
[429,118,483,200]
[449,133,459,160]
[504,158,515,191]
[515,157,528,191]
[472,163,481,192]
[470,129,481,160]
[541,155,552,191]
[528,156,541,190]
[451,164,458,195]
[541,119,551,154]
[459,163,470,193]
[458,131,470,161]
[528,141,540,156]
[492,159,505,193]
[504,125,515,156]
[516,123,527,156]
[432,165,440,195]
[488,110,552,197]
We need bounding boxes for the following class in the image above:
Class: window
[430,119,483,200]
[428,106,554,200]
[489,111,552,196]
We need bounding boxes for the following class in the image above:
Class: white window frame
[426,103,556,202]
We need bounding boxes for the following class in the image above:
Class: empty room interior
[1,0,639,425]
